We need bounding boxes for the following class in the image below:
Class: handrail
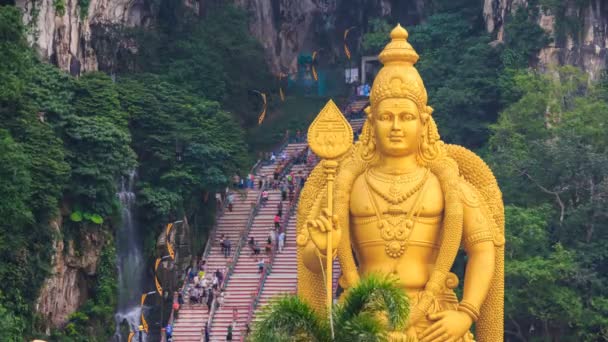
[202,190,231,261]
[206,186,264,333]
[165,188,261,341]
[250,158,263,175]
[242,181,302,340]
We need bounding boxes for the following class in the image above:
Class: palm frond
[250,295,331,342]
[335,273,409,331]
[335,311,388,342]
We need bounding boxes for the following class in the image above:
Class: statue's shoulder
[458,178,482,209]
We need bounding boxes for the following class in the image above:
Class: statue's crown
[370,24,428,112]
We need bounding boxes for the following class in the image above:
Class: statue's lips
[389,135,405,142]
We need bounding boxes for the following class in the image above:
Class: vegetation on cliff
[0,2,265,340]
[1,0,607,340]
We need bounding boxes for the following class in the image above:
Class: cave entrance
[361,55,380,86]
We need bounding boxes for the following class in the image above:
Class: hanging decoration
[312,50,319,81]
[253,90,268,125]
[344,27,356,60]
[154,257,163,295]
[166,223,175,260]
[140,293,149,333]
[278,73,286,102]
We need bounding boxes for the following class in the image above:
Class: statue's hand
[419,310,472,342]
[306,208,341,255]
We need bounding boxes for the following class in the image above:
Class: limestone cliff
[232,0,425,74]
[484,0,608,79]
[16,0,151,74]
[17,0,608,78]
[34,217,106,332]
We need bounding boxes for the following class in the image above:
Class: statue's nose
[392,116,401,130]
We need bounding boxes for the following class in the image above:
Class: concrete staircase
[172,190,257,342]
[172,105,363,341]
[208,190,282,341]
[251,209,298,323]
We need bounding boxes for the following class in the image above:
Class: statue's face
[372,98,422,157]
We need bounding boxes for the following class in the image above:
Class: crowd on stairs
[169,97,368,342]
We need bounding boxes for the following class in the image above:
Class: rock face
[232,0,425,74]
[484,0,608,80]
[17,0,608,78]
[34,217,106,332]
[16,0,151,74]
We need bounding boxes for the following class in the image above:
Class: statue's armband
[460,181,494,251]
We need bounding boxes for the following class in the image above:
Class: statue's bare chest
[348,170,444,258]
[349,170,444,218]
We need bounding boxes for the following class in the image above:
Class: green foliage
[0,292,26,342]
[539,0,590,44]
[62,72,137,216]
[117,74,250,257]
[502,6,550,69]
[489,67,608,340]
[78,0,89,18]
[248,96,333,151]
[361,18,392,55]
[53,0,66,16]
[409,12,502,147]
[252,274,409,342]
[0,6,32,106]
[138,2,274,127]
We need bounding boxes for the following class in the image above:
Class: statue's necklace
[364,169,430,258]
[366,168,429,206]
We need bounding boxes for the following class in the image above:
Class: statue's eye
[402,113,415,121]
[380,114,390,121]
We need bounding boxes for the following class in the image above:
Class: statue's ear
[421,105,433,124]
[364,106,372,120]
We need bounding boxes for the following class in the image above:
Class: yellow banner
[344,44,351,60]
[257,92,268,125]
[167,240,175,260]
[155,257,161,271]
[312,50,319,81]
[155,274,163,296]
[344,27,355,60]
[128,332,134,342]
[166,223,173,237]
[141,311,149,333]
[140,292,149,333]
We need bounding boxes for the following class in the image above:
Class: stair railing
[206,185,264,331]
[243,185,302,337]
[201,189,232,261]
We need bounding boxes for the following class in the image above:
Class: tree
[251,275,409,341]
[488,67,608,341]
[408,12,502,147]
[361,18,392,55]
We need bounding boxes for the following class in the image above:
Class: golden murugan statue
[297,25,504,341]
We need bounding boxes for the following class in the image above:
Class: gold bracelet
[458,301,480,322]
[463,230,493,250]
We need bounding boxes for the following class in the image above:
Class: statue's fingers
[318,215,332,233]
[427,311,447,321]
[331,214,339,227]
[421,323,444,341]
[322,208,331,219]
[429,333,449,342]
[422,328,446,342]
[307,220,324,233]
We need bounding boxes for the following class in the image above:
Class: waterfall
[114,171,147,341]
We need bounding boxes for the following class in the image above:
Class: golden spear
[307,100,353,332]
